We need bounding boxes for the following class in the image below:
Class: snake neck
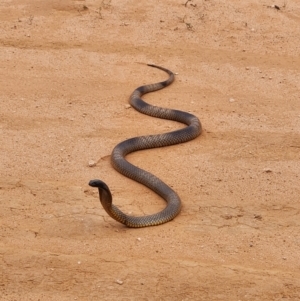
[97,186,130,225]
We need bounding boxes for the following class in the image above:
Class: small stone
[78,261,81,264]
[263,168,272,173]
[88,160,96,167]
[137,237,141,241]
[125,104,131,109]
[229,98,235,103]
[271,4,280,10]
[116,279,123,285]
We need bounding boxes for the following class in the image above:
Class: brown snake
[89,64,202,227]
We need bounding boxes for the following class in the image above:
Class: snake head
[89,179,113,208]
[89,179,108,189]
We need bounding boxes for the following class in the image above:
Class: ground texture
[1,0,300,300]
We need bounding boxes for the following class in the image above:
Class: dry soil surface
[1,0,300,300]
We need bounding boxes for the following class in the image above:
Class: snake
[89,64,202,227]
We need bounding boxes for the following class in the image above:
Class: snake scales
[89,64,202,227]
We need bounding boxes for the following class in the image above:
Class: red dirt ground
[1,1,300,300]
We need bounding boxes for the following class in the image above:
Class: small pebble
[137,237,141,241]
[116,279,123,285]
[263,168,272,173]
[78,261,81,264]
[271,4,280,10]
[125,104,131,109]
[229,98,235,103]
[88,160,97,167]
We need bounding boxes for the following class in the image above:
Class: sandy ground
[1,0,300,300]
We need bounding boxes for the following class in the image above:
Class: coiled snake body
[89,64,202,227]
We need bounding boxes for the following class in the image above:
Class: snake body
[89,64,202,227]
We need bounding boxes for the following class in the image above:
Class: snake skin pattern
[89,64,202,227]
